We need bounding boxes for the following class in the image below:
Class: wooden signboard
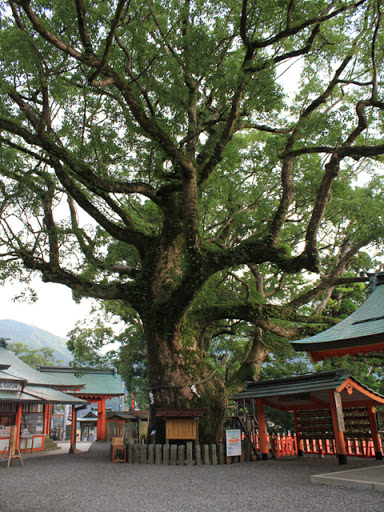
[138,419,148,437]
[0,380,22,391]
[334,391,345,432]
[165,418,197,440]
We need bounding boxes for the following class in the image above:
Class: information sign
[0,380,22,391]
[226,429,242,457]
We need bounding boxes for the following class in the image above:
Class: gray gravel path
[1,443,383,512]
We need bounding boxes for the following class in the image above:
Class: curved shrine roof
[233,370,384,411]
[0,340,86,405]
[290,272,384,360]
[0,339,63,387]
[38,366,124,397]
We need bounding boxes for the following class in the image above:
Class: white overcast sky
[0,279,94,338]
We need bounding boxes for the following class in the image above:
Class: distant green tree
[9,342,60,368]
[67,304,149,409]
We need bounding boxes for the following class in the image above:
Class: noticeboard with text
[226,429,242,457]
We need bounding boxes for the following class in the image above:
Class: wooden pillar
[255,398,269,460]
[367,405,383,460]
[293,411,304,456]
[70,405,77,454]
[44,404,51,435]
[97,398,107,441]
[329,390,347,465]
[15,403,23,451]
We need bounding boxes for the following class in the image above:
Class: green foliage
[320,355,384,395]
[67,303,149,409]
[1,0,384,439]
[8,342,60,368]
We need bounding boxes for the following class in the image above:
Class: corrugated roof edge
[243,370,347,389]
[233,370,384,401]
[39,366,118,375]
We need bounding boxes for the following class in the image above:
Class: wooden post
[14,403,23,452]
[367,405,383,460]
[97,398,107,441]
[329,390,347,464]
[255,398,269,460]
[293,411,304,456]
[44,404,51,435]
[70,405,77,454]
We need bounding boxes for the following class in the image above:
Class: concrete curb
[21,441,93,458]
[311,465,384,493]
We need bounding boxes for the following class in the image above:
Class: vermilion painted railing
[251,433,378,458]
[270,433,297,457]
[299,435,376,458]
[247,433,297,457]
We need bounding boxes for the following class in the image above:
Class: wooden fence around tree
[115,431,381,465]
[124,440,226,465]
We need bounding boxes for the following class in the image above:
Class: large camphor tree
[1,0,384,442]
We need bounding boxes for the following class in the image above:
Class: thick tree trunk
[144,326,226,444]
[138,220,227,444]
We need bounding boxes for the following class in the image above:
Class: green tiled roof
[0,390,47,402]
[0,340,87,405]
[38,366,124,397]
[0,386,86,404]
[234,370,348,400]
[233,370,384,408]
[291,275,384,352]
[25,385,86,404]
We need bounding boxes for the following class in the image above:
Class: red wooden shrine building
[235,271,384,465]
[38,366,124,452]
[234,370,384,465]
[0,339,85,458]
[0,340,124,458]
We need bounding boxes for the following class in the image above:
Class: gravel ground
[0,443,383,512]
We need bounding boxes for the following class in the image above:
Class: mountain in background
[0,319,72,364]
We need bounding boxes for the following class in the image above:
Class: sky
[0,278,95,338]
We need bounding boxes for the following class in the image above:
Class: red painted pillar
[367,406,383,460]
[97,398,107,441]
[256,398,269,460]
[44,404,51,435]
[15,403,23,451]
[329,390,347,465]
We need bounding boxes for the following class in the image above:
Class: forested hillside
[0,319,72,364]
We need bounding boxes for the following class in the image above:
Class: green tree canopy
[1,0,384,441]
[67,304,149,409]
[9,341,60,368]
